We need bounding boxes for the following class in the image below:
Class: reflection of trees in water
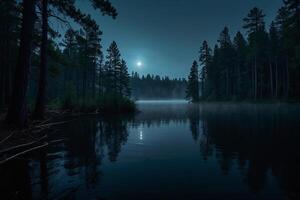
[63,117,101,189]
[134,103,189,127]
[0,116,132,199]
[99,118,129,162]
[63,116,131,184]
[189,104,300,199]
[17,116,131,199]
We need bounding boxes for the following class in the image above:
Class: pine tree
[86,25,102,99]
[104,41,122,95]
[5,0,36,128]
[243,7,266,100]
[217,27,235,98]
[186,61,199,102]
[120,60,131,97]
[33,0,49,119]
[283,0,300,97]
[269,22,280,98]
[276,6,291,98]
[199,41,212,99]
[98,51,104,97]
[243,7,266,34]
[0,0,19,109]
[233,31,247,98]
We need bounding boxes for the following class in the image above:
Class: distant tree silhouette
[131,72,187,99]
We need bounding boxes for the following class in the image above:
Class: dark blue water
[1,101,300,200]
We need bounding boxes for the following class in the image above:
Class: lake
[1,101,300,200]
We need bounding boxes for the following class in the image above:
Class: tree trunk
[285,57,290,99]
[254,56,257,100]
[226,69,229,98]
[98,66,103,97]
[83,67,87,99]
[92,62,96,99]
[0,51,4,108]
[275,61,278,99]
[34,0,48,119]
[237,65,241,98]
[269,61,273,98]
[5,0,36,128]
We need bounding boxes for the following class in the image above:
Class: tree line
[131,72,187,100]
[187,0,300,102]
[0,0,133,128]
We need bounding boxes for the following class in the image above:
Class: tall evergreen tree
[119,60,131,97]
[233,31,248,98]
[104,41,122,95]
[243,7,266,100]
[269,22,280,98]
[199,41,212,99]
[5,0,36,128]
[276,6,291,98]
[186,61,199,102]
[283,0,300,97]
[98,51,104,97]
[218,27,235,98]
[0,0,19,109]
[33,0,49,119]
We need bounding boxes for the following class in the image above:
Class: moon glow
[137,61,143,68]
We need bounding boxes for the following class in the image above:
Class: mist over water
[136,99,188,104]
[1,101,300,199]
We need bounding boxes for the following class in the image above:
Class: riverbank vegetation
[187,1,300,102]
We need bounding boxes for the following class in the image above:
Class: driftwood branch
[0,135,47,154]
[35,121,71,128]
[49,139,66,144]
[0,143,48,165]
[0,132,14,145]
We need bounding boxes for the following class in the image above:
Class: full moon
[136,61,143,67]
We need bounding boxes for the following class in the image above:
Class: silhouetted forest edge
[186,3,300,103]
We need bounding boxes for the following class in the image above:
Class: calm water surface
[1,101,300,200]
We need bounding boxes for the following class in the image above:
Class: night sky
[76,0,283,78]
